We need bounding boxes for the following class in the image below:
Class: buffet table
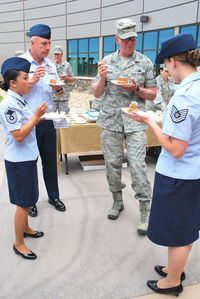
[57,120,162,174]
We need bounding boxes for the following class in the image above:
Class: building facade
[0,0,199,76]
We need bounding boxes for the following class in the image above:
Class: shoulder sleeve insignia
[5,108,18,124]
[170,105,188,123]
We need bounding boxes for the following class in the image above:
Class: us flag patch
[170,105,188,123]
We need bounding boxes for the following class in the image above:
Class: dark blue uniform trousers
[36,120,59,200]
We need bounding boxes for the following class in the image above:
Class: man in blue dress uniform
[21,24,66,216]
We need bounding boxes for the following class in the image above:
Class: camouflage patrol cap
[14,50,25,57]
[53,46,63,54]
[116,18,137,39]
[159,64,167,70]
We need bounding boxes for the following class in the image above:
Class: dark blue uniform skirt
[5,159,39,208]
[148,172,200,247]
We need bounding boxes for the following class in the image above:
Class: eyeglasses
[120,37,136,42]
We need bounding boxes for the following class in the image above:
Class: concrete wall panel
[0,0,199,63]
[25,16,66,31]
[0,31,24,43]
[143,1,198,31]
[197,2,200,22]
[0,43,25,65]
[0,10,23,22]
[102,0,142,21]
[0,21,24,32]
[24,0,63,9]
[67,9,100,26]
[67,23,100,39]
[24,4,65,19]
[0,1,23,11]
[144,0,197,12]
[67,0,100,13]
[102,0,130,6]
[51,27,66,41]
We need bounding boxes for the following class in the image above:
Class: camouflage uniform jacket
[94,50,156,133]
[54,61,74,102]
[156,74,175,105]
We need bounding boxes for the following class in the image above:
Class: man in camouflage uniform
[147,64,175,112]
[52,46,75,113]
[92,18,156,235]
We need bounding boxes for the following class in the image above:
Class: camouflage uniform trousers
[101,128,152,201]
[53,98,70,114]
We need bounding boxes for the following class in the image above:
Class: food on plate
[127,102,138,112]
[49,78,58,84]
[117,76,129,85]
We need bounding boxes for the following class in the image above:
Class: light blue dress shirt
[21,51,59,113]
[156,71,200,179]
[0,90,39,162]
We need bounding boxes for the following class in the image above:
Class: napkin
[53,118,68,128]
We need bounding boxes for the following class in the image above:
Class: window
[67,24,200,76]
[143,51,157,64]
[158,29,174,49]
[135,33,142,51]
[143,31,157,50]
[180,25,197,40]
[102,28,174,64]
[67,38,99,76]
[197,24,200,48]
[103,35,119,57]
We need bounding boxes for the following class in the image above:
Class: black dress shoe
[155,265,186,281]
[13,244,37,260]
[24,231,44,238]
[147,280,183,297]
[28,205,38,217]
[48,198,66,211]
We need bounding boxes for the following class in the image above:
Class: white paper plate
[82,111,99,122]
[121,108,162,122]
[110,80,131,86]
[74,118,87,124]
[47,81,65,86]
[44,112,66,120]
[146,111,162,122]
[121,107,139,115]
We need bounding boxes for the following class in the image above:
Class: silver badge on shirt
[170,105,188,123]
[5,108,17,124]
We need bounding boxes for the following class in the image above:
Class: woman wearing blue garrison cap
[128,33,200,296]
[0,57,48,260]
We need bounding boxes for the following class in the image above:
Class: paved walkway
[0,124,199,299]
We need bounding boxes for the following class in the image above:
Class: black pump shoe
[28,205,38,217]
[147,280,183,297]
[48,198,66,212]
[23,231,44,238]
[13,244,37,260]
[155,265,186,281]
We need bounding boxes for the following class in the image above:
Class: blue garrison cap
[155,33,196,64]
[1,57,31,78]
[29,24,51,39]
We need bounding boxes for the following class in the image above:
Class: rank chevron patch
[170,105,188,123]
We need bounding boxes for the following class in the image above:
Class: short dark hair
[0,70,21,91]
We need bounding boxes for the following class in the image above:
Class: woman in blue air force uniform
[128,33,200,297]
[0,57,47,260]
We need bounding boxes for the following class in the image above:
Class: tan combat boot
[107,191,124,220]
[137,200,150,235]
